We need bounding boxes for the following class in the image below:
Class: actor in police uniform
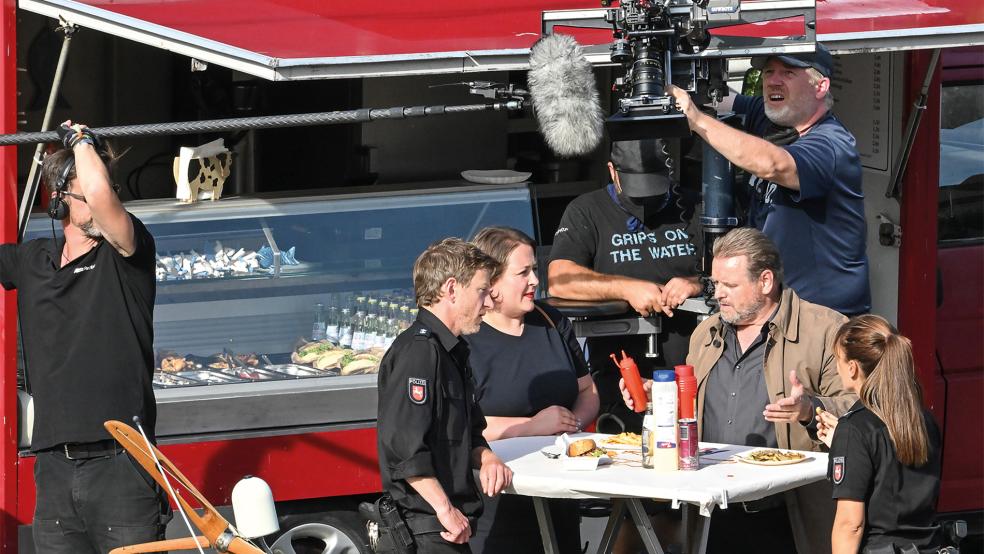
[828,403,944,553]
[822,315,946,554]
[377,238,513,553]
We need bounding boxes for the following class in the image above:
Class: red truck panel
[16,428,382,525]
[936,244,984,512]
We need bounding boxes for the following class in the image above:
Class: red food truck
[0,1,981,552]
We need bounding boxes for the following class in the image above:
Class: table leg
[533,497,559,554]
[594,498,626,554]
[625,498,665,554]
[681,503,711,554]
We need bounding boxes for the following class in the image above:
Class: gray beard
[764,102,811,128]
[79,219,103,240]
[721,295,767,326]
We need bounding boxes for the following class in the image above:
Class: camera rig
[543,0,819,292]
[543,0,817,140]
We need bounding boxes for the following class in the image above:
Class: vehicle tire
[270,510,371,554]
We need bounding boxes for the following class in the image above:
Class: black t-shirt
[464,302,587,553]
[829,401,943,551]
[465,302,589,418]
[551,186,701,423]
[0,214,157,450]
[551,186,699,284]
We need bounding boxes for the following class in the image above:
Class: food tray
[152,372,203,388]
[263,364,336,378]
[176,370,247,384]
[218,366,287,381]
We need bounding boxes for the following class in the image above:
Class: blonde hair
[413,238,498,307]
[834,315,929,466]
[471,226,536,284]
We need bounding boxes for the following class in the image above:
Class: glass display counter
[22,182,535,438]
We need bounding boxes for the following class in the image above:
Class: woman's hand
[817,409,839,448]
[528,405,580,435]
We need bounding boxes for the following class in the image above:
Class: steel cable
[0,101,521,146]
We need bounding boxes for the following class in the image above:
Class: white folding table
[489,434,829,554]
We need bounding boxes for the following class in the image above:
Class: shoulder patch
[408,377,428,405]
[832,456,845,484]
[414,327,431,340]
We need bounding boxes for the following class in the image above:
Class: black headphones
[47,155,75,220]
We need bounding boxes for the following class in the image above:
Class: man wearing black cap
[667,43,871,317]
[548,138,702,431]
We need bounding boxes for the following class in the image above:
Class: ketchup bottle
[611,350,647,413]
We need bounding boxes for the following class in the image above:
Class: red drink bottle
[674,364,698,420]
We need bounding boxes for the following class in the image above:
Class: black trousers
[470,495,581,554]
[705,504,796,554]
[377,528,473,553]
[33,449,170,554]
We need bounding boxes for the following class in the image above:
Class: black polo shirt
[702,319,776,448]
[829,401,943,551]
[0,214,157,451]
[377,308,489,523]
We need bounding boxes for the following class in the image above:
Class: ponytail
[835,315,930,466]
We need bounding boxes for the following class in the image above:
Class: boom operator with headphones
[45,123,103,247]
[47,155,74,221]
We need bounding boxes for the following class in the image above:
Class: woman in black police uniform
[817,315,947,554]
[466,227,600,554]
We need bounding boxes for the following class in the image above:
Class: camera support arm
[542,0,817,61]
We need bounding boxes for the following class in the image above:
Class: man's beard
[460,316,483,336]
[721,295,767,325]
[764,101,812,128]
[79,218,103,240]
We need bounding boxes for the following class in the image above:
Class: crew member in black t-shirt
[466,226,599,554]
[818,315,946,554]
[376,238,512,553]
[0,123,169,554]
[548,139,701,431]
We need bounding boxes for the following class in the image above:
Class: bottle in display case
[311,303,327,341]
[339,308,354,348]
[383,318,398,349]
[351,311,367,350]
[325,305,340,343]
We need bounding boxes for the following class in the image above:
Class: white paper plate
[461,169,532,185]
[735,449,809,466]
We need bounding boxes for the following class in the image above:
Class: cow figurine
[173,149,233,203]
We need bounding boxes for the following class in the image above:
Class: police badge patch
[408,377,428,405]
[832,456,845,484]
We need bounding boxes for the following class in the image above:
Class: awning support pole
[885,48,941,199]
[17,20,77,241]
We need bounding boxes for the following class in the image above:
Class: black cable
[664,137,716,306]
[125,151,173,200]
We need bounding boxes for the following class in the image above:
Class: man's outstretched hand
[763,370,813,423]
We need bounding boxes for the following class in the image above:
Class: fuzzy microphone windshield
[528,33,604,157]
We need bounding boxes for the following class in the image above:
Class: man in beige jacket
[623,227,855,553]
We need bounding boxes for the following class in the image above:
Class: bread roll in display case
[21,183,535,441]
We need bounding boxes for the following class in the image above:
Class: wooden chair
[104,420,265,554]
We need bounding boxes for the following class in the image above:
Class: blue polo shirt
[735,94,871,315]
